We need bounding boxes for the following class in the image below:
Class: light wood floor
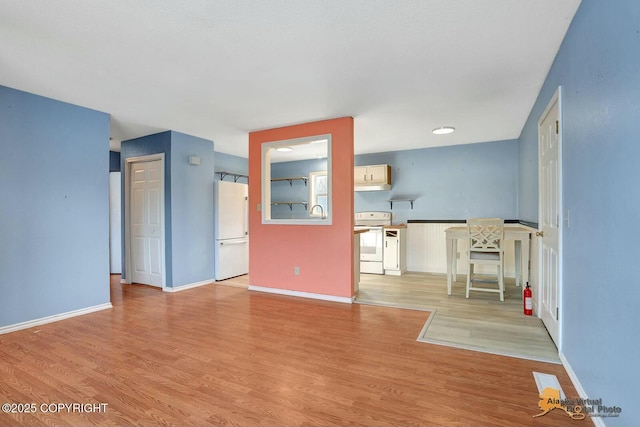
[356,272,560,363]
[0,275,586,426]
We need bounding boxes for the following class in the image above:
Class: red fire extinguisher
[524,282,533,316]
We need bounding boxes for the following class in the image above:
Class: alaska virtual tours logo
[534,387,622,420]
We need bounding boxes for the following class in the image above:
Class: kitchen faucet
[310,204,325,219]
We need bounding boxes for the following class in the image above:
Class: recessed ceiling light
[276,146,293,152]
[432,126,455,135]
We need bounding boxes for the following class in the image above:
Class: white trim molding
[163,279,214,293]
[248,285,355,304]
[560,351,607,427]
[0,303,113,335]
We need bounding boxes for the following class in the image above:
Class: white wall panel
[406,223,522,278]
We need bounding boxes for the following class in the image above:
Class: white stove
[355,212,391,274]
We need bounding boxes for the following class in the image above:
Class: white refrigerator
[214,181,249,280]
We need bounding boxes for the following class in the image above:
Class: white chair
[466,218,505,301]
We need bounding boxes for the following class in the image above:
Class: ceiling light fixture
[276,146,293,152]
[432,126,455,135]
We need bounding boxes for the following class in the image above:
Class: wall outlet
[294,266,300,275]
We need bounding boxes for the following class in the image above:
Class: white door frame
[123,153,166,287]
[109,171,122,274]
[537,86,563,349]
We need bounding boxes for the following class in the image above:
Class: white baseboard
[248,285,355,304]
[560,351,607,427]
[0,303,113,335]
[163,279,214,293]
[384,269,403,276]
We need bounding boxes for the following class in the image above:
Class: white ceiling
[0,0,581,158]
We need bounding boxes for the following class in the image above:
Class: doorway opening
[123,154,166,288]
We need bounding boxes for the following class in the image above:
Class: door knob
[536,231,544,237]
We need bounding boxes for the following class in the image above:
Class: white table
[445,225,532,295]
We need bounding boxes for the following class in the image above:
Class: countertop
[384,224,407,229]
[353,228,370,235]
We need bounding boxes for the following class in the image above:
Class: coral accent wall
[249,117,354,298]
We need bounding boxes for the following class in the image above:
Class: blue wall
[355,140,519,224]
[109,151,121,172]
[518,1,639,422]
[266,140,519,224]
[214,151,249,180]
[170,132,215,287]
[121,131,216,288]
[0,85,111,327]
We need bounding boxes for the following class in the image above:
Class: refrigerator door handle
[220,240,248,246]
[244,196,249,236]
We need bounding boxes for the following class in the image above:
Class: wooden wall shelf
[271,176,308,186]
[271,201,308,211]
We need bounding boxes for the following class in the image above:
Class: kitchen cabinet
[354,164,391,191]
[383,226,406,275]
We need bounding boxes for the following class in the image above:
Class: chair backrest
[467,218,504,252]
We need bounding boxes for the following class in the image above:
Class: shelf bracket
[387,199,415,210]
[271,202,308,211]
[284,177,308,186]
[216,171,248,182]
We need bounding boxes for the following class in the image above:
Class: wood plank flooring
[0,275,588,426]
[356,272,560,363]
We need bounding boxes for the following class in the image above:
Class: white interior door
[538,87,562,348]
[130,159,163,287]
